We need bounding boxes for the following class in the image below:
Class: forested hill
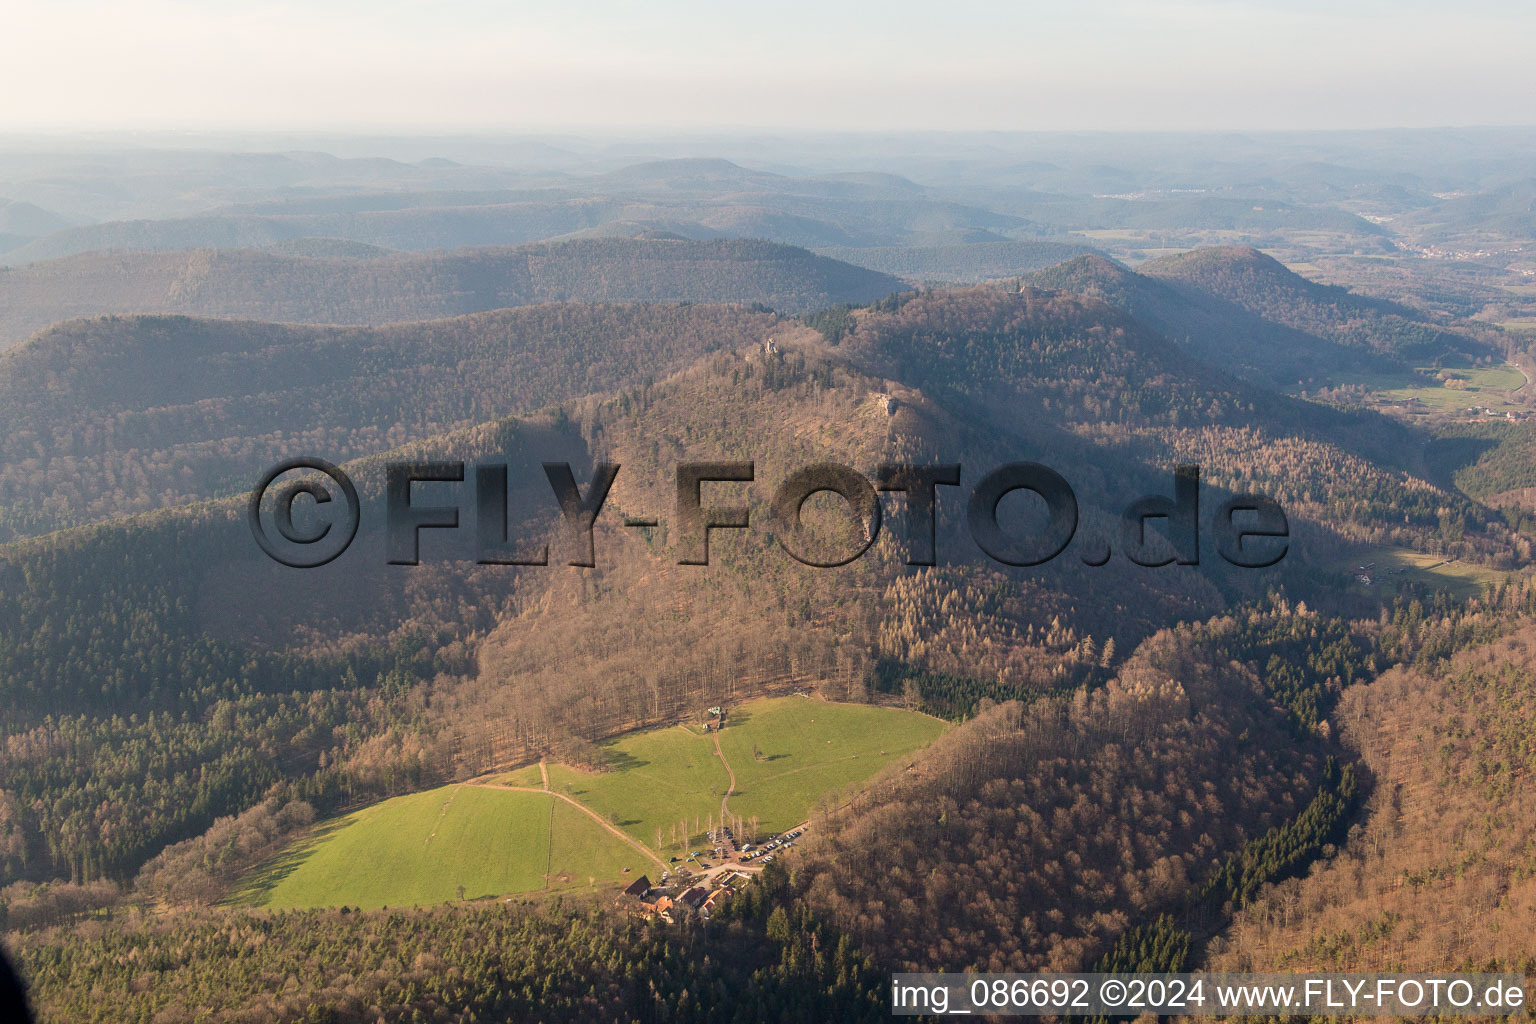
[0,238,904,348]
[831,284,1395,452]
[1137,246,1488,361]
[821,286,1494,554]
[0,280,1484,549]
[1028,253,1400,387]
[0,303,780,537]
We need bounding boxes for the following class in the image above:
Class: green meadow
[244,785,638,910]
[238,697,948,908]
[718,697,948,834]
[1320,362,1529,415]
[493,763,546,788]
[1354,546,1512,601]
[546,724,729,849]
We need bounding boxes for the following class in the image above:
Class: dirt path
[425,786,460,847]
[1514,358,1533,396]
[542,792,555,888]
[478,782,669,875]
[539,759,549,790]
[712,732,737,825]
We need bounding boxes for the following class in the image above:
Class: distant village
[1471,406,1533,421]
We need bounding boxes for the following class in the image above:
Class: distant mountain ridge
[3,158,1034,263]
[0,199,76,257]
[819,239,1101,282]
[0,199,73,238]
[0,237,904,349]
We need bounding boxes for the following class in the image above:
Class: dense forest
[785,615,1343,973]
[8,881,890,1024]
[0,275,1522,898]
[1211,616,1536,975]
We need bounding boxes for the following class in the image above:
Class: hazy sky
[4,0,1533,132]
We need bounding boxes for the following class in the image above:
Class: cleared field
[1323,363,1530,415]
[244,784,639,910]
[1353,546,1512,601]
[238,697,949,908]
[545,800,643,889]
[492,763,546,788]
[1384,364,1527,411]
[547,725,729,850]
[718,697,948,834]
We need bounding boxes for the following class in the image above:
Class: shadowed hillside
[0,303,782,536]
[1029,252,1400,386]
[1138,246,1488,361]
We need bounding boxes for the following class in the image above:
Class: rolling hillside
[9,126,1536,1024]
[0,279,1509,899]
[3,263,1534,1024]
[0,238,903,348]
[0,273,1522,933]
[1401,178,1536,243]
[1,262,1442,543]
[0,284,1362,889]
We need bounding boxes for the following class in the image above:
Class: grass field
[1354,546,1511,601]
[547,725,729,849]
[244,785,639,910]
[1320,363,1529,415]
[718,697,948,834]
[492,763,546,788]
[238,697,949,908]
[1384,364,1527,412]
